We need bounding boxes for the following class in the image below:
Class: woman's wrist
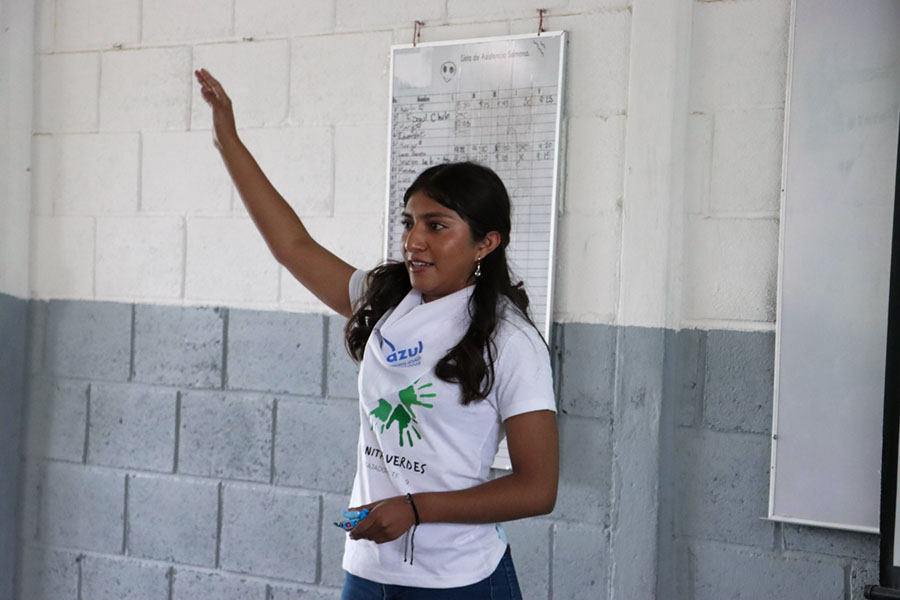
[405,493,421,525]
[214,131,243,153]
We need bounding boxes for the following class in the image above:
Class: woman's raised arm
[195,68,356,318]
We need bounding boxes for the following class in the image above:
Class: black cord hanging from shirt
[403,493,420,565]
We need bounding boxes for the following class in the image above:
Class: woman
[196,68,558,600]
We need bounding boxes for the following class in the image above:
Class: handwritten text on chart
[388,82,561,323]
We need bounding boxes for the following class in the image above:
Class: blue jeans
[341,545,523,600]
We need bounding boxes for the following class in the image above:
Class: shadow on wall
[1,294,29,600]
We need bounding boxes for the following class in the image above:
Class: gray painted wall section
[1,293,28,600]
[7,299,880,599]
[657,328,879,600]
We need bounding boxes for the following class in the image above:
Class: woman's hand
[348,496,417,544]
[194,68,238,150]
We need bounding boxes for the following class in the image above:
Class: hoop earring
[474,259,482,278]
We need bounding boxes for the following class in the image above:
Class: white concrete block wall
[333,123,388,216]
[685,112,713,215]
[191,41,290,129]
[563,115,625,215]
[336,0,446,31]
[554,213,620,324]
[33,133,140,215]
[31,216,95,298]
[681,0,790,329]
[709,108,785,214]
[0,0,34,298]
[392,19,510,45]
[33,0,54,54]
[447,0,568,22]
[683,217,779,323]
[184,217,279,304]
[289,32,392,125]
[234,0,335,38]
[689,0,790,110]
[99,48,192,131]
[141,131,234,214]
[25,0,788,328]
[547,11,631,119]
[280,215,383,311]
[34,53,99,134]
[142,0,233,44]
[238,127,333,217]
[54,0,141,52]
[95,216,185,299]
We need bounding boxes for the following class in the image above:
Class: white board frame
[769,0,900,534]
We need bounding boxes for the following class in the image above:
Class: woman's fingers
[193,68,238,148]
[348,497,414,543]
[194,68,230,106]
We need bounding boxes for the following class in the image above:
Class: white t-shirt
[342,269,556,588]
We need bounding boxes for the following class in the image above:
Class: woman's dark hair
[344,161,538,405]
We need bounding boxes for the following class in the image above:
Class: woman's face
[401,192,496,303]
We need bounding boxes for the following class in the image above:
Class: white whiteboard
[384,32,567,342]
[770,0,900,532]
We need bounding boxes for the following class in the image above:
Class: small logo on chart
[440,61,457,82]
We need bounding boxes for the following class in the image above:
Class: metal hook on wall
[413,21,424,46]
[537,9,546,35]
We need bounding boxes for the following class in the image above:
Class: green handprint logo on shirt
[369,379,436,447]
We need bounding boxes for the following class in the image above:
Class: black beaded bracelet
[405,493,421,525]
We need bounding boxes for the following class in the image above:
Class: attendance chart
[384,32,567,342]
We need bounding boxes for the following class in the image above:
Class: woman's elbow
[530,484,557,516]
[539,491,557,515]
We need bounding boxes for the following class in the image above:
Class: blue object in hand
[334,508,369,531]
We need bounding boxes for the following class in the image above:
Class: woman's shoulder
[489,301,556,414]
[493,301,548,357]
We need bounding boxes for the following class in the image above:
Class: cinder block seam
[137,132,143,211]
[691,428,771,443]
[328,124,336,217]
[676,535,854,566]
[77,552,84,599]
[22,542,344,591]
[548,522,556,599]
[39,459,271,486]
[184,45,194,133]
[446,6,630,24]
[221,307,229,390]
[180,217,188,297]
[844,563,852,599]
[83,383,91,463]
[269,399,278,484]
[315,494,323,584]
[92,217,98,296]
[696,330,708,427]
[702,423,772,435]
[320,315,328,397]
[123,474,130,555]
[168,561,344,589]
[173,391,182,473]
[215,481,224,568]
[129,304,136,381]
